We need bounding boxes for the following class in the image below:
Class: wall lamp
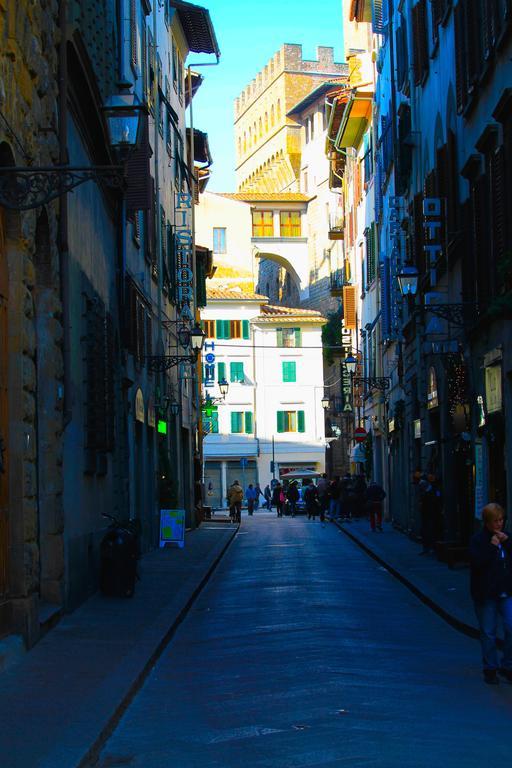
[0,88,145,210]
[344,353,391,392]
[396,265,478,326]
[146,323,206,373]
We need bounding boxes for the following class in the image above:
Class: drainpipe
[58,0,71,427]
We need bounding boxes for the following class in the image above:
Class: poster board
[159,509,186,548]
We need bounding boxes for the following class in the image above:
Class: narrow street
[94,515,512,768]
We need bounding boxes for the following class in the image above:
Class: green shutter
[297,410,305,432]
[223,319,231,339]
[230,362,244,383]
[276,328,283,347]
[242,320,250,339]
[231,412,242,433]
[282,361,296,382]
[294,328,302,347]
[218,362,226,381]
[244,411,253,433]
[212,413,219,433]
[216,320,224,339]
[277,410,285,433]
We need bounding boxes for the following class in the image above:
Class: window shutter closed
[216,320,224,339]
[126,115,152,213]
[276,328,283,347]
[218,362,226,381]
[245,412,253,433]
[223,319,230,339]
[230,412,238,433]
[343,285,357,329]
[294,328,302,347]
[242,320,250,339]
[277,411,285,433]
[297,410,305,433]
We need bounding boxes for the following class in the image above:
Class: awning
[171,1,220,58]
[335,91,373,151]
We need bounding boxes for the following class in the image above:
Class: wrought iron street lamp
[344,353,357,374]
[321,395,330,410]
[218,378,229,398]
[146,323,206,373]
[344,353,390,392]
[397,265,419,296]
[0,88,145,210]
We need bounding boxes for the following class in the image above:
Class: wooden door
[0,211,8,599]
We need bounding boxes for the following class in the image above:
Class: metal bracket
[353,376,391,392]
[0,166,125,210]
[424,303,478,327]
[146,354,197,373]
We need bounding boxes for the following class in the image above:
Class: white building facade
[201,288,326,507]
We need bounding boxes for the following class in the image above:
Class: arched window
[253,123,257,145]
[238,137,241,156]
[265,112,268,132]
[271,105,275,126]
[258,117,262,138]
[243,132,247,153]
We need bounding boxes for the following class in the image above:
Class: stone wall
[0,0,63,646]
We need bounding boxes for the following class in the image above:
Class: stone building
[0,0,219,658]
[234,44,346,193]
[0,0,62,652]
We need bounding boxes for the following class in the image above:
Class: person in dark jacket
[469,503,512,685]
[365,481,386,532]
[286,481,300,517]
[304,481,320,521]
[339,474,354,521]
[418,474,442,554]
[272,483,285,517]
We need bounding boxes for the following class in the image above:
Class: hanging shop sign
[427,367,439,410]
[135,388,145,423]
[340,321,353,413]
[175,192,194,320]
[485,363,502,414]
[204,341,215,389]
[423,198,445,287]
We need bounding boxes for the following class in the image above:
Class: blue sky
[190,0,345,192]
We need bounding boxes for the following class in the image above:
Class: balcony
[328,217,345,240]
[330,268,348,296]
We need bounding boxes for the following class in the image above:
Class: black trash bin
[100,515,138,597]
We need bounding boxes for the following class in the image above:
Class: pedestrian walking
[272,482,285,517]
[469,503,512,685]
[317,473,329,520]
[340,473,354,521]
[304,480,320,521]
[327,476,341,521]
[418,474,442,554]
[245,483,257,516]
[227,480,243,523]
[365,481,386,532]
[287,481,300,517]
[353,474,368,518]
[264,484,272,510]
[254,483,264,510]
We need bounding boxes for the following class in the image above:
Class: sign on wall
[159,509,186,548]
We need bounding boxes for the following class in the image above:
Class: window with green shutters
[217,361,226,381]
[276,410,305,432]
[230,361,244,383]
[242,319,250,339]
[215,319,230,339]
[276,327,302,347]
[282,361,296,382]
[231,411,243,433]
[231,411,253,434]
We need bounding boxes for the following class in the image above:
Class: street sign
[354,427,367,443]
[240,457,248,468]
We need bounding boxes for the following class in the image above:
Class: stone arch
[254,251,302,294]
